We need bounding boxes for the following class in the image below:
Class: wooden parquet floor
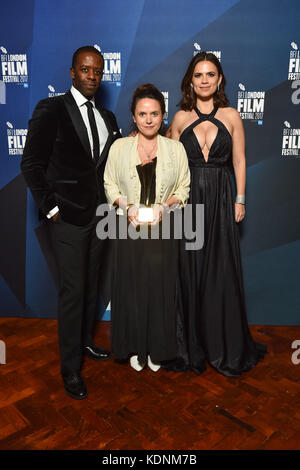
[0,318,300,450]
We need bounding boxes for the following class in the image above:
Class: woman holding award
[104,84,190,372]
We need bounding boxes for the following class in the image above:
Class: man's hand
[128,130,138,137]
[52,212,60,222]
[165,125,172,138]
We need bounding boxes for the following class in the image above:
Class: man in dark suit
[21,46,121,400]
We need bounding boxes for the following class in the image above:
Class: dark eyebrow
[80,64,102,70]
[194,70,216,74]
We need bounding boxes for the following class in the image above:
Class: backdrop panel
[0,0,299,324]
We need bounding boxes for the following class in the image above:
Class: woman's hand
[128,205,139,227]
[150,204,165,225]
[235,203,245,223]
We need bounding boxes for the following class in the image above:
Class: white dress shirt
[70,85,109,156]
[47,86,109,219]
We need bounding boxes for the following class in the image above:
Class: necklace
[138,139,157,162]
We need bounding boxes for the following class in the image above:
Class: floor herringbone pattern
[0,318,299,450]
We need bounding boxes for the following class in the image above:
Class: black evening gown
[164,106,266,377]
[111,158,178,365]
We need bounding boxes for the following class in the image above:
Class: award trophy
[136,158,157,223]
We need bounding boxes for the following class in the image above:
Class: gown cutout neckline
[180,106,232,165]
[193,105,219,164]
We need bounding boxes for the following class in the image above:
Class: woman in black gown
[164,52,266,377]
[104,84,190,372]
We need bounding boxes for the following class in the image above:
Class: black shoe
[62,372,88,400]
[83,345,111,361]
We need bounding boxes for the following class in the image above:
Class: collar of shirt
[70,85,96,109]
[70,85,109,157]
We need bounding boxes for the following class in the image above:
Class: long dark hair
[179,52,229,111]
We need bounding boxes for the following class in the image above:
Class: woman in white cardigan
[104,84,190,372]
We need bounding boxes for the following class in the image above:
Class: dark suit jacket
[21,90,122,225]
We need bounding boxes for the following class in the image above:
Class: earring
[217,84,220,92]
[190,84,194,89]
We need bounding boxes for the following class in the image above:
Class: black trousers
[49,212,108,375]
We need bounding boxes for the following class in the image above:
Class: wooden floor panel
[0,318,300,450]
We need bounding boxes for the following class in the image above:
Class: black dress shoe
[83,345,111,361]
[62,372,88,400]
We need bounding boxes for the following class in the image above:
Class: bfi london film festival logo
[288,41,300,81]
[282,121,300,157]
[48,85,64,97]
[237,83,265,125]
[0,46,28,87]
[6,121,27,156]
[93,44,121,86]
[193,43,222,61]
[0,340,6,364]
